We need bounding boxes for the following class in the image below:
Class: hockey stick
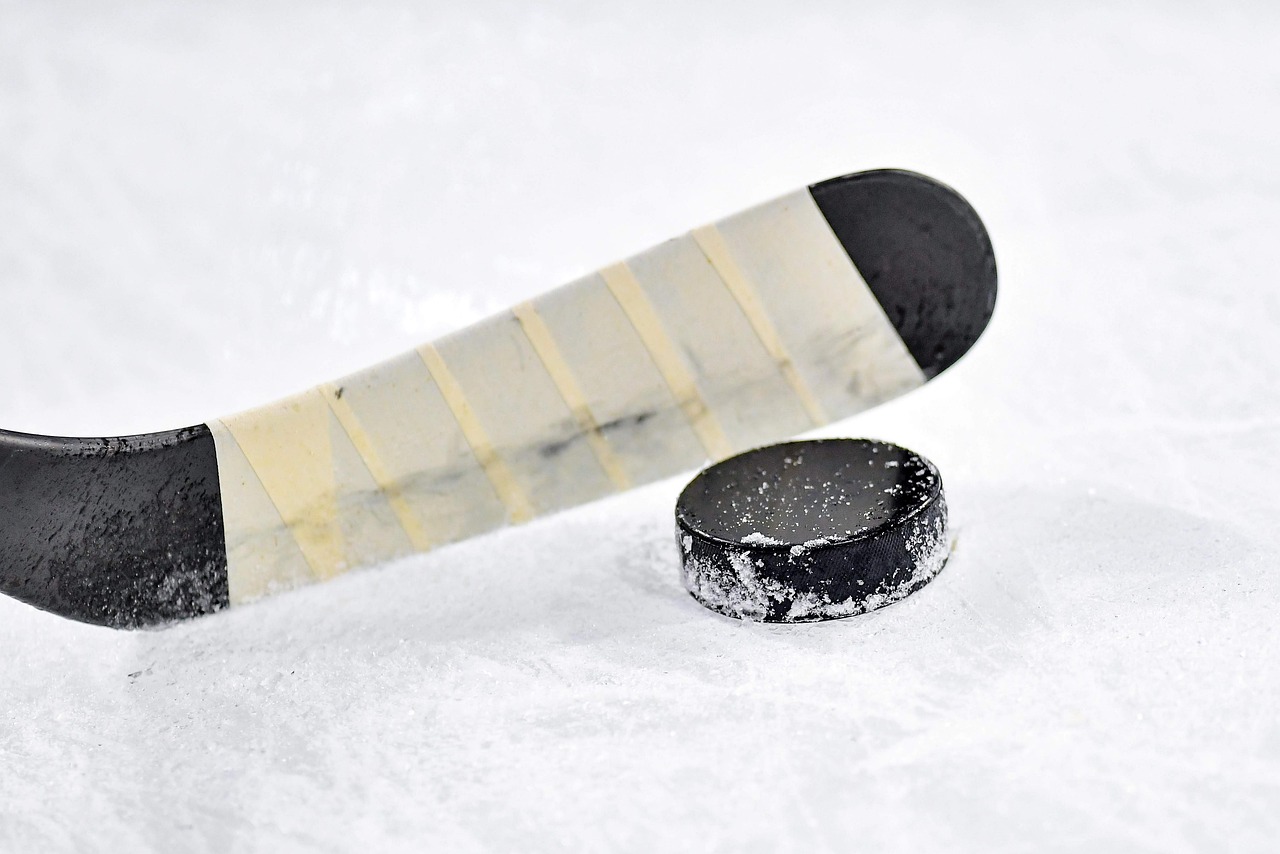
[0,169,996,628]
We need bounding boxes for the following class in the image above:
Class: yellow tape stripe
[321,383,434,552]
[212,417,323,592]
[692,224,829,427]
[512,301,631,491]
[416,343,534,523]
[599,262,732,460]
[219,392,344,581]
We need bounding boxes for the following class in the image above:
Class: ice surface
[3,1,1280,850]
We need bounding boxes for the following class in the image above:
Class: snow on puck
[675,438,949,622]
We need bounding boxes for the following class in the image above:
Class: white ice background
[1,1,1278,850]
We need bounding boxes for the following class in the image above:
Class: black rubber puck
[675,439,948,622]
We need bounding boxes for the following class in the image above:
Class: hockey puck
[675,439,948,622]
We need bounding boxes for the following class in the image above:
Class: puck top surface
[676,439,941,549]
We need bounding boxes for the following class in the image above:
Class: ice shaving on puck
[675,438,949,622]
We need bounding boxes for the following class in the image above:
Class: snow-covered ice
[2,1,1279,850]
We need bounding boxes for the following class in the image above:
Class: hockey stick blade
[0,169,997,628]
